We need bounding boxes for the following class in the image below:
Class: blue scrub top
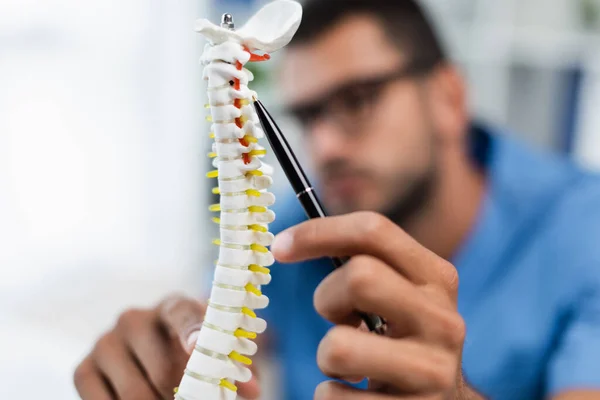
[260,124,600,399]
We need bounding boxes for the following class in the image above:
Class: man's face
[280,15,445,218]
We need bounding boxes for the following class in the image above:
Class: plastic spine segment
[174,27,275,400]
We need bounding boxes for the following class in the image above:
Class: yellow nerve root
[234,328,257,339]
[250,244,269,253]
[206,116,213,122]
[249,149,267,157]
[219,379,237,392]
[246,170,263,177]
[245,283,262,296]
[208,152,217,158]
[246,189,261,197]
[211,217,221,224]
[248,206,267,213]
[212,239,222,246]
[243,135,258,144]
[209,132,216,139]
[249,224,268,233]
[249,264,270,274]
[242,307,257,318]
[229,350,252,365]
[209,204,221,212]
[206,170,219,178]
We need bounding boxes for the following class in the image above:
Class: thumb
[158,295,263,398]
[157,294,207,354]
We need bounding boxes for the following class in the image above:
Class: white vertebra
[175,2,302,399]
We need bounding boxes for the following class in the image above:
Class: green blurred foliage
[580,0,600,29]
[246,62,270,88]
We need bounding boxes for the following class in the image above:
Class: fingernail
[345,376,366,384]
[272,231,293,256]
[186,331,199,349]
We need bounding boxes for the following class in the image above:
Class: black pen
[253,99,387,335]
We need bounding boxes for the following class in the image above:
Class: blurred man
[74,1,600,399]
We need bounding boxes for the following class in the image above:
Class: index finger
[271,211,450,285]
[74,357,114,400]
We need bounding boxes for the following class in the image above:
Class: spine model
[175,2,302,399]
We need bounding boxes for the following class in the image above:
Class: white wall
[0,0,209,397]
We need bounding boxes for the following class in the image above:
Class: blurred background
[0,0,599,398]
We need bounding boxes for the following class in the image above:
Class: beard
[380,164,437,227]
[318,142,438,227]
[317,160,437,227]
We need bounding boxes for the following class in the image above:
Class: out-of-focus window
[422,0,600,161]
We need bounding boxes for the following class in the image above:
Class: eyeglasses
[285,59,438,136]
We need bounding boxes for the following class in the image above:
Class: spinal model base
[174,2,302,400]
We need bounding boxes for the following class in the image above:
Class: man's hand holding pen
[271,211,482,400]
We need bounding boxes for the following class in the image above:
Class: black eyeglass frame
[284,58,442,133]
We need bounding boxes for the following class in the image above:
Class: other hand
[73,295,262,399]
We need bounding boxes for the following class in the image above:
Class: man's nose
[306,119,348,162]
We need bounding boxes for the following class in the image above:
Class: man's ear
[427,64,469,144]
